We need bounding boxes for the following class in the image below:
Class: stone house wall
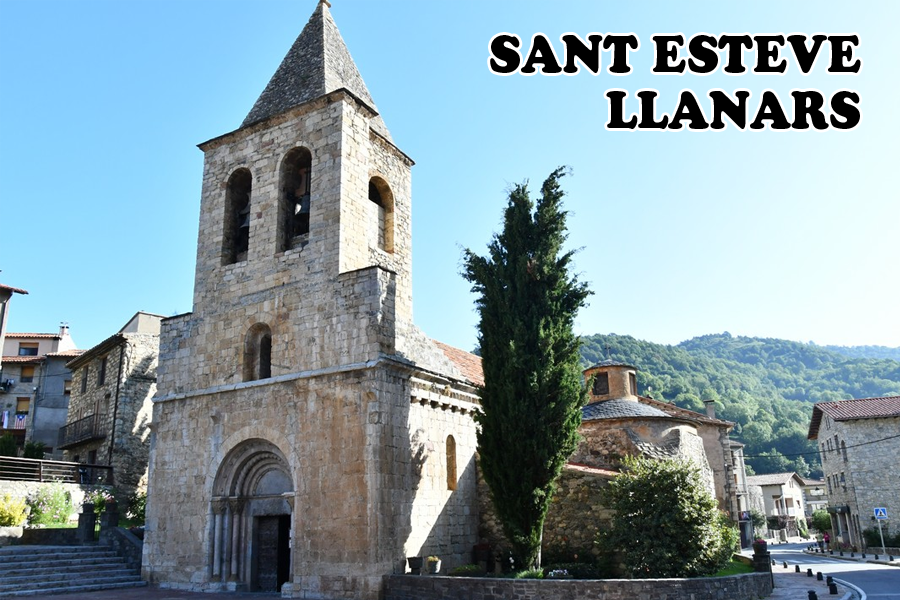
[821,414,900,547]
[63,333,157,495]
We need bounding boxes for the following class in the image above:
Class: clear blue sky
[1,0,897,352]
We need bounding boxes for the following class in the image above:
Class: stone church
[143,3,746,597]
[143,2,483,597]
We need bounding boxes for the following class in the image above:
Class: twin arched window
[223,151,395,263]
[243,323,272,382]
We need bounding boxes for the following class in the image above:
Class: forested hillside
[579,333,900,479]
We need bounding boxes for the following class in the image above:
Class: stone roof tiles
[588,359,637,370]
[582,399,671,421]
[241,1,392,141]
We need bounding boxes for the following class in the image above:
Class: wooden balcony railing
[57,414,104,449]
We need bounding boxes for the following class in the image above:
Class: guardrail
[0,456,112,485]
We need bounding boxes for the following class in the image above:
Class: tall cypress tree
[463,167,591,568]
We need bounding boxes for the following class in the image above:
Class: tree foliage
[580,332,900,478]
[0,434,17,457]
[463,167,590,568]
[811,509,832,533]
[600,456,738,578]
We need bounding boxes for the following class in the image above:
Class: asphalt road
[768,541,900,599]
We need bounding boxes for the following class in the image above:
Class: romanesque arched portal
[211,438,294,592]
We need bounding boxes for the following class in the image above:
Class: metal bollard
[807,568,814,577]
[783,561,788,568]
[817,572,823,580]
[829,582,838,595]
[795,565,801,573]
[862,553,866,559]
[875,554,879,560]
[808,592,819,600]
[891,555,895,562]
[850,552,854,558]
[826,576,833,585]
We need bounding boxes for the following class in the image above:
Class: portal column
[212,499,227,580]
[228,499,245,582]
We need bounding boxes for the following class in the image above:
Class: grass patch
[710,559,754,577]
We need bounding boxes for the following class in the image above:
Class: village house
[59,312,162,496]
[745,472,807,538]
[1,326,81,457]
[808,395,900,550]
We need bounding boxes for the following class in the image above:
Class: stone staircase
[0,544,146,596]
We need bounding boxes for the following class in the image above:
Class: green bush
[863,526,900,549]
[27,484,75,526]
[0,433,17,457]
[22,441,46,459]
[511,568,544,579]
[85,488,116,514]
[797,515,809,538]
[0,494,29,526]
[599,456,737,578]
[811,510,831,533]
[448,564,486,577]
[127,491,146,523]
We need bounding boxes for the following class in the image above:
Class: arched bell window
[243,323,272,382]
[368,176,394,253]
[224,168,252,264]
[279,148,312,251]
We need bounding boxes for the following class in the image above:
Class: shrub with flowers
[85,488,116,514]
[26,484,75,526]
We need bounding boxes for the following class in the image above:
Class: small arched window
[368,177,394,253]
[446,435,457,491]
[243,323,272,382]
[224,168,253,264]
[280,148,312,251]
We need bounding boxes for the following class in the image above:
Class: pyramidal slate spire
[241,1,392,141]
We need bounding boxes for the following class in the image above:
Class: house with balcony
[59,312,162,495]
[1,325,81,456]
[746,471,807,537]
[802,477,828,517]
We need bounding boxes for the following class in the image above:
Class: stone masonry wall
[63,333,156,496]
[383,572,773,600]
[826,416,900,547]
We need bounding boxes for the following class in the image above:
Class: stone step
[0,579,148,598]
[0,554,121,571]
[1,567,138,585]
[0,544,144,596]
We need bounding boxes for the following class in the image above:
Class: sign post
[874,507,888,556]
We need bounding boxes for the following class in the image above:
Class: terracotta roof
[0,355,44,364]
[808,396,900,439]
[640,395,734,428]
[746,472,802,487]
[432,340,484,387]
[0,284,28,295]
[5,333,60,339]
[46,349,85,358]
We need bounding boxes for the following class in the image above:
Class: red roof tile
[46,350,85,358]
[432,340,484,387]
[1,355,44,364]
[808,396,900,439]
[6,333,60,339]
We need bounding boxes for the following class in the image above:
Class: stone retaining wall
[383,572,772,600]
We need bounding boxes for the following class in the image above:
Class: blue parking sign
[874,507,887,520]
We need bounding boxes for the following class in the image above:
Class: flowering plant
[547,569,571,579]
